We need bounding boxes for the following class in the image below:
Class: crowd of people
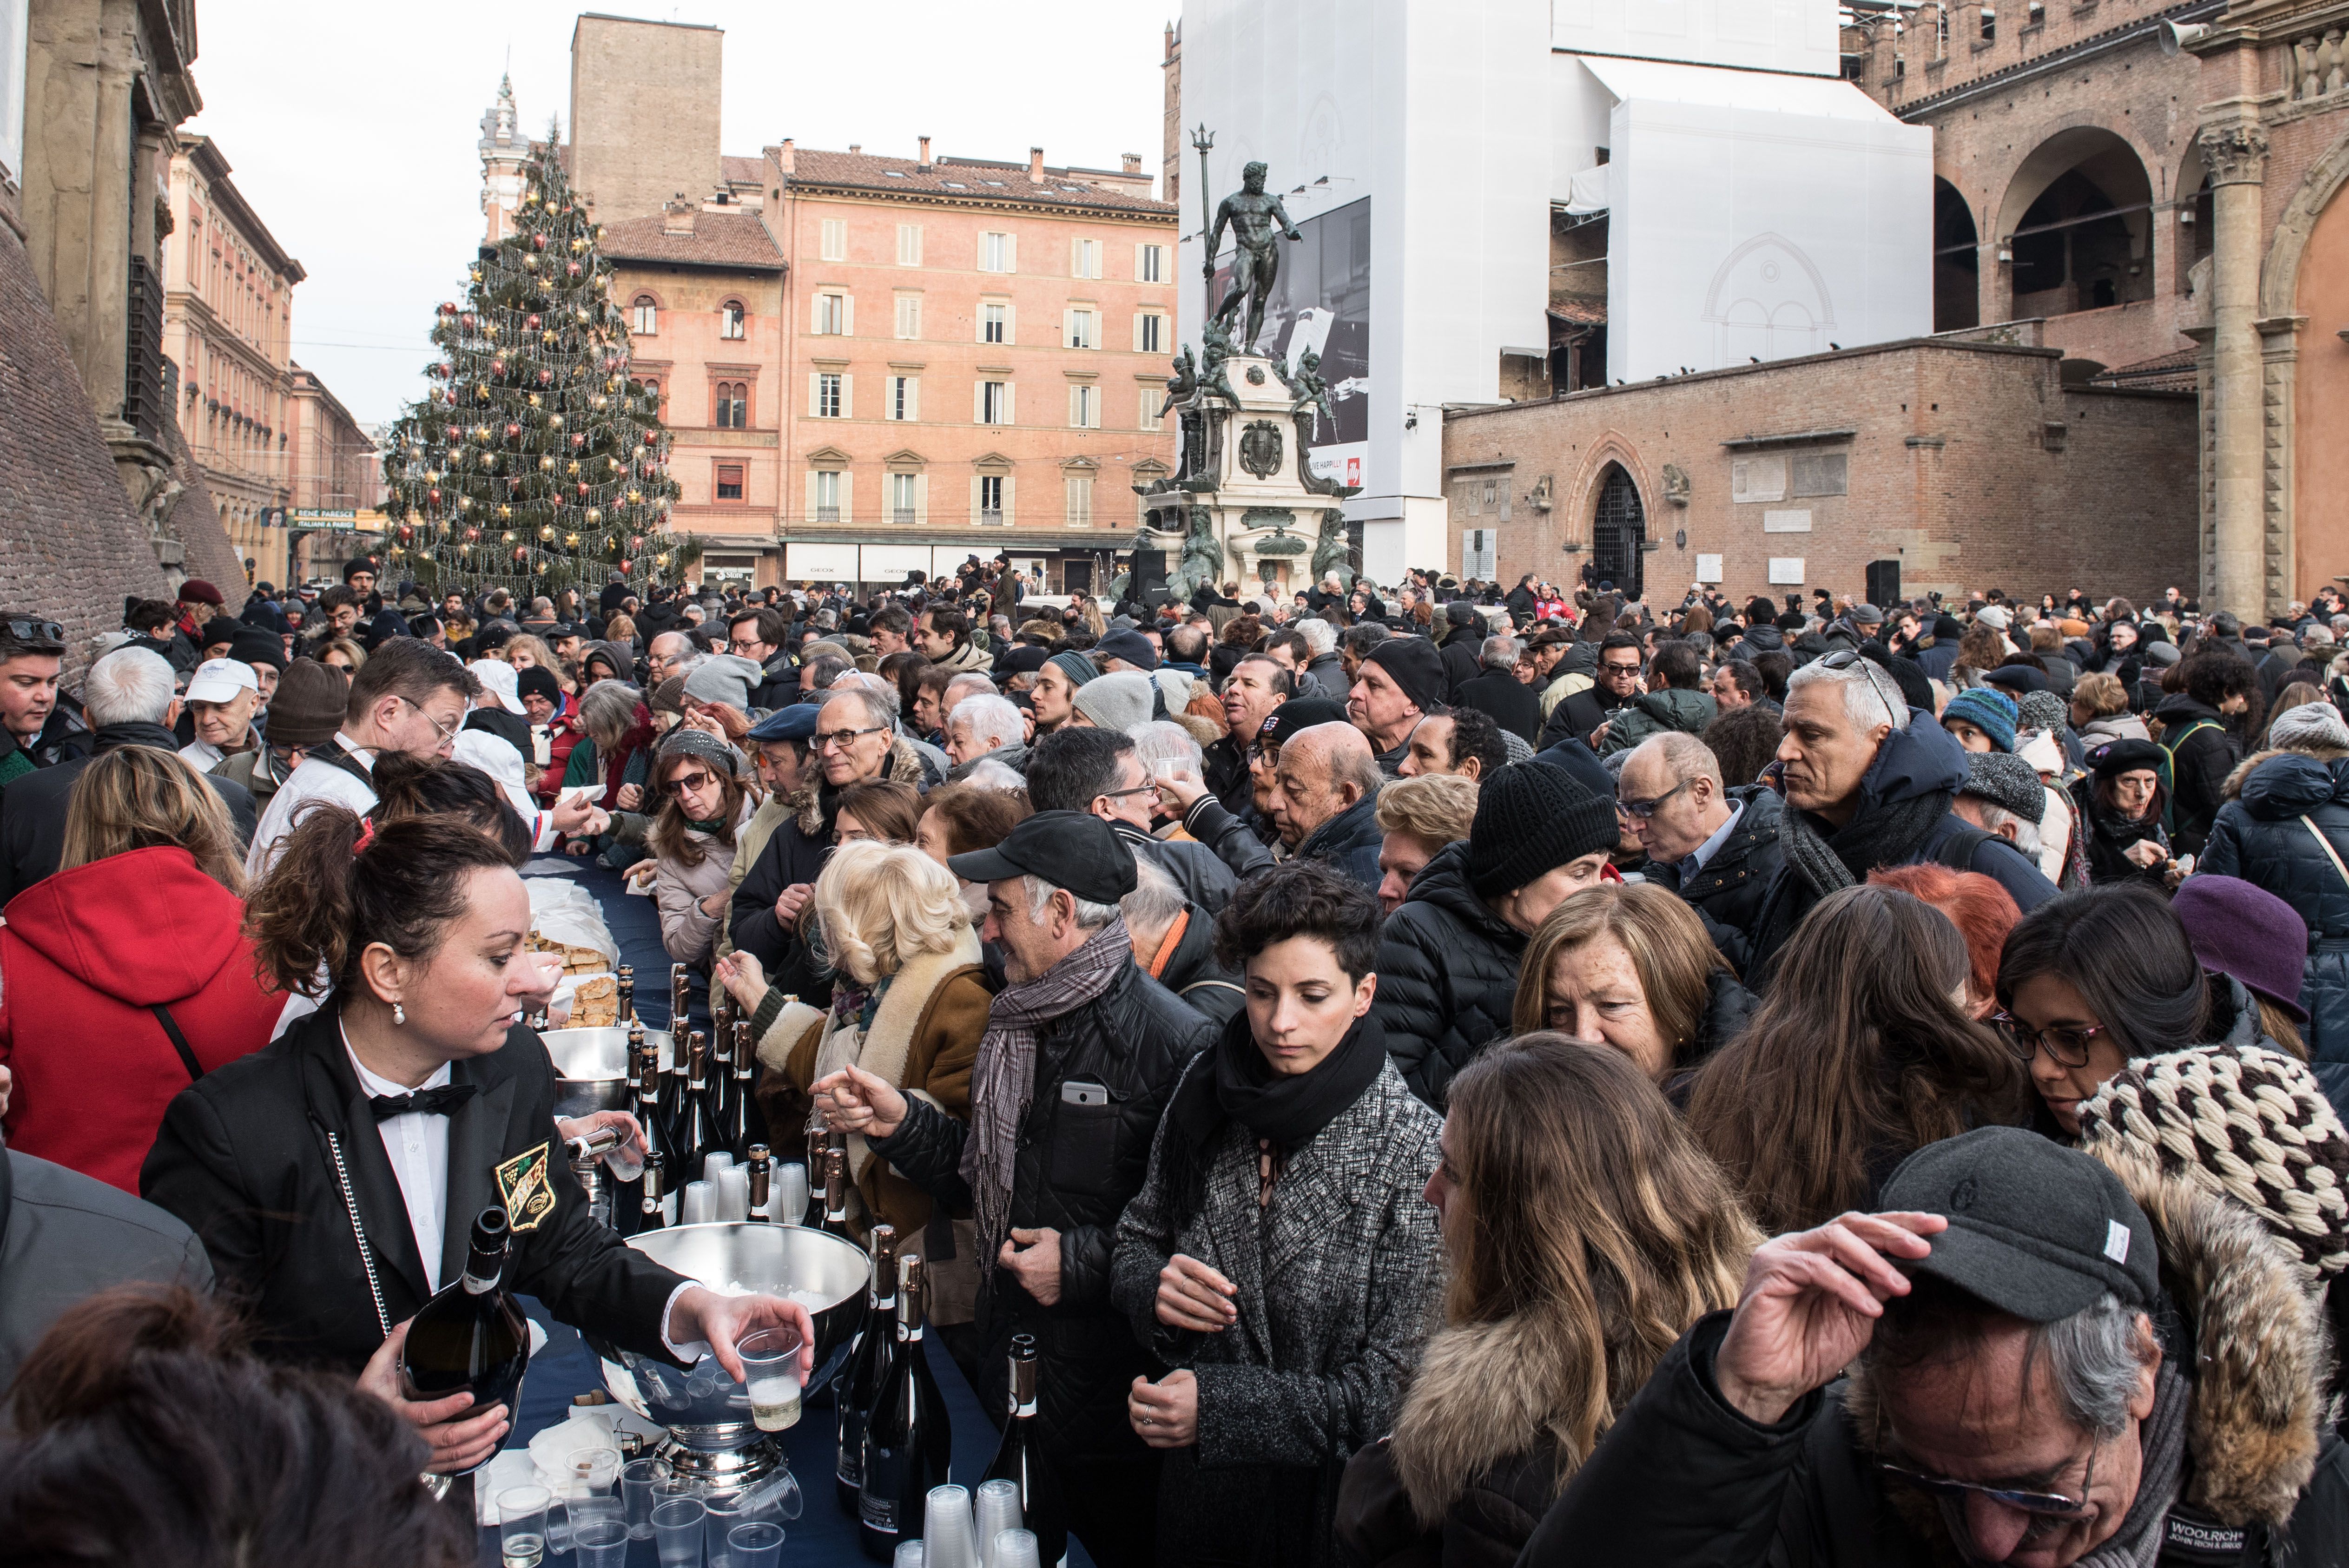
[2,553,2348,1565]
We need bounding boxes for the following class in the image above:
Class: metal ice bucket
[587,1222,869,1479]
[539,1025,670,1118]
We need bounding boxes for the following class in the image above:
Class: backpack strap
[1932,824,2000,873]
[150,1003,204,1081]
[2302,814,2349,894]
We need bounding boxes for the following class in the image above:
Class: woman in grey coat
[1112,861,1445,1567]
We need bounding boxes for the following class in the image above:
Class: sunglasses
[662,770,714,795]
[4,617,66,649]
[1876,1455,2093,1518]
[1819,648,1904,727]
[1615,778,1692,820]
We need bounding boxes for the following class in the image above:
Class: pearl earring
[392,1001,407,1025]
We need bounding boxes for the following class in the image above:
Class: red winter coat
[0,845,281,1192]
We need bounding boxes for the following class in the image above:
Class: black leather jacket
[870,956,1214,1457]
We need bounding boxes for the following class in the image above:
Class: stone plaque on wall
[1768,557,1806,585]
[1762,509,1813,533]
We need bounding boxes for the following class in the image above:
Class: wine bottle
[981,1335,1069,1568]
[819,1146,853,1239]
[746,1143,773,1222]
[669,962,690,1032]
[399,1206,531,1470]
[857,1253,950,1560]
[802,1127,830,1228]
[615,963,636,1025]
[678,1031,714,1176]
[636,1046,677,1227]
[727,1019,757,1160]
[568,1136,612,1230]
[638,1150,669,1231]
[835,1223,900,1515]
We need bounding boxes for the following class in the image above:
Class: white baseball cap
[467,658,527,714]
[185,657,260,704]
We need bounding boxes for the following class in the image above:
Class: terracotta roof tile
[720,155,766,188]
[1548,298,1608,327]
[783,148,1176,217]
[599,211,785,271]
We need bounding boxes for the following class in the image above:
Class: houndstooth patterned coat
[1111,1051,1444,1568]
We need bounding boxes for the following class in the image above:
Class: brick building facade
[1441,329,2198,609]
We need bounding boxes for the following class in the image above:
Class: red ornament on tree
[438,301,458,316]
[514,547,529,563]
[531,234,548,251]
[537,369,554,386]
[616,560,633,575]
[575,483,589,499]
[525,314,541,331]
[490,357,507,378]
[464,527,481,542]
[503,422,521,441]
[569,433,586,449]
[629,535,645,552]
[426,488,442,507]
[396,524,414,543]
[459,312,475,329]
[566,261,582,278]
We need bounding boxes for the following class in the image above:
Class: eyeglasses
[662,770,714,796]
[1876,1462,2090,1518]
[1990,1010,2111,1069]
[3,618,66,649]
[1615,778,1692,820]
[813,724,888,753]
[399,696,462,744]
[1097,783,1159,804]
[1247,742,1282,767]
[1601,660,1643,677]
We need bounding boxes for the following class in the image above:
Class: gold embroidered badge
[495,1142,559,1232]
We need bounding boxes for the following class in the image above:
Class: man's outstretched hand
[1712,1211,1947,1426]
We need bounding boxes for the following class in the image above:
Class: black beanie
[1364,638,1447,716]
[1466,762,1620,897]
[515,665,562,706]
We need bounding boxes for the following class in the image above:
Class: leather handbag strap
[2302,814,2349,893]
[150,1003,204,1081]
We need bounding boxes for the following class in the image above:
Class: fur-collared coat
[1110,1053,1445,1568]
[1516,1148,2349,1567]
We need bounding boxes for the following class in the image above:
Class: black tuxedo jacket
[142,1005,684,1374]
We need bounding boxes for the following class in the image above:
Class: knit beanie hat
[650,676,688,717]
[2268,700,2349,752]
[229,624,287,673]
[1942,687,2019,753]
[266,658,349,747]
[682,652,762,713]
[1960,751,2046,823]
[1364,638,1448,717]
[515,665,562,707]
[2078,1045,2349,1290]
[1070,670,1155,733]
[1095,629,1159,671]
[1974,604,2011,632]
[2014,690,2068,736]
[1465,761,1620,897]
[1046,650,1101,688]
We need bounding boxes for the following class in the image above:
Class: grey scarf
[1944,1362,2188,1568]
[959,918,1132,1275]
[1777,786,1955,902]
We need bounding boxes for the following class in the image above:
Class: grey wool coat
[1110,1053,1445,1568]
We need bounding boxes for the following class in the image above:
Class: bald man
[1267,721,1385,889]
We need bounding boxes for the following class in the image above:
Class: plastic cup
[924,1484,976,1568]
[775,1162,809,1225]
[680,1179,716,1226]
[893,1543,927,1568]
[573,1519,631,1567]
[566,1445,623,1496]
[728,1521,785,1568]
[621,1457,663,1540]
[973,1480,1022,1568]
[993,1529,1042,1568]
[651,1494,706,1567]
[552,1496,622,1554]
[497,1485,553,1568]
[716,1164,750,1222]
[703,1493,751,1561]
[736,1324,804,1432]
[704,1150,734,1183]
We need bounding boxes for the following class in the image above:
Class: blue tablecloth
[484,856,1097,1566]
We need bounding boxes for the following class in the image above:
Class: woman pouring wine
[142,808,813,1474]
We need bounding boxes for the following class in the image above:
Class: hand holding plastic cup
[737,1324,805,1432]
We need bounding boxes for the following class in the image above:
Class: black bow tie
[368,1084,477,1121]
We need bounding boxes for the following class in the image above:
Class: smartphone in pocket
[1060,1080,1109,1108]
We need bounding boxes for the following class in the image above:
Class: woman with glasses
[1685,883,2026,1231]
[1336,1036,1758,1568]
[1993,885,2211,1137]
[647,731,754,965]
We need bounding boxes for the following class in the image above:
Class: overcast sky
[184,0,1176,427]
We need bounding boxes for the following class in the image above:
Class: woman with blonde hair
[314,637,365,673]
[1337,1035,1760,1567]
[0,748,279,1191]
[1510,883,1751,1085]
[501,632,557,677]
[721,838,988,1250]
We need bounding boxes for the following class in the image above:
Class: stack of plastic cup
[716,1163,751,1222]
[776,1161,809,1225]
[892,1543,927,1568]
[973,1480,1022,1568]
[923,1484,977,1568]
[704,1150,734,1184]
[993,1529,1043,1568]
[680,1179,715,1226]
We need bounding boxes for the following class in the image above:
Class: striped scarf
[960,918,1132,1274]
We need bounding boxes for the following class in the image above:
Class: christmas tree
[380,131,689,596]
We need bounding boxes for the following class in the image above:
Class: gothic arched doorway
[1590,464,1645,600]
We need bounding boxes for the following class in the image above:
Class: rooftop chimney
[1029,146,1047,184]
[1122,152,1142,175]
[848,143,861,156]
[918,135,932,169]
[777,138,796,175]
[662,194,698,237]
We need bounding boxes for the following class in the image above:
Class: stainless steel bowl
[588,1222,870,1455]
[539,1025,670,1118]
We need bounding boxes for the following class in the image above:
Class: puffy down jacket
[2200,751,2349,1111]
[1370,841,1527,1107]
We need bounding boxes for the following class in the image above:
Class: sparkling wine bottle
[638,1150,669,1231]
[615,962,636,1025]
[981,1335,1069,1568]
[634,1039,677,1227]
[678,1031,714,1176]
[802,1127,830,1228]
[835,1223,900,1515]
[727,1019,757,1160]
[819,1146,853,1239]
[399,1206,531,1471]
[857,1254,950,1560]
